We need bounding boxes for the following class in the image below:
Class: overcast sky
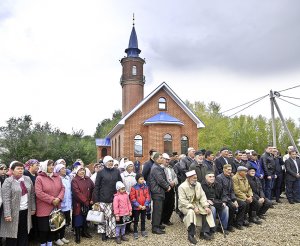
[1,0,300,136]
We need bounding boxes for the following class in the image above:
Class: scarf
[14,176,28,196]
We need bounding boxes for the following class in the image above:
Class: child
[113,181,132,244]
[130,174,151,239]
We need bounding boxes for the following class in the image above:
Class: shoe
[115,236,121,244]
[200,232,212,240]
[81,229,92,238]
[188,235,197,244]
[61,238,69,244]
[101,233,107,241]
[146,213,151,220]
[75,228,81,244]
[258,214,267,220]
[243,220,250,227]
[276,199,282,203]
[152,228,165,234]
[236,225,244,230]
[217,227,229,235]
[227,226,235,232]
[55,239,64,246]
[270,204,275,208]
[121,235,129,241]
[288,200,295,204]
[163,221,173,226]
[294,200,300,203]
[134,233,138,239]
[141,231,148,237]
[271,201,278,205]
[159,225,166,230]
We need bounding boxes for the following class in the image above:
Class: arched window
[181,136,189,154]
[158,97,167,110]
[132,65,137,75]
[164,133,172,154]
[134,135,143,157]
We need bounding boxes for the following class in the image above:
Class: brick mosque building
[96,23,205,163]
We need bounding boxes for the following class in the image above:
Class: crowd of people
[0,144,299,245]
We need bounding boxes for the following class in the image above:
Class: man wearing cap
[179,147,197,180]
[232,166,254,227]
[247,151,265,189]
[149,153,171,234]
[247,166,272,220]
[189,151,207,183]
[178,170,215,244]
[215,147,229,175]
[161,153,178,226]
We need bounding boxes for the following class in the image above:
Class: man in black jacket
[149,153,171,234]
[189,151,207,183]
[142,149,157,183]
[215,147,229,174]
[179,147,197,179]
[284,150,300,203]
[203,151,218,177]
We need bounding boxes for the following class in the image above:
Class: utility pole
[272,91,299,154]
[270,90,277,147]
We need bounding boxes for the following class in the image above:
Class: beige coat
[178,180,215,228]
[232,173,253,201]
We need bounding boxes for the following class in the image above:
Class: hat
[237,166,248,172]
[124,161,134,170]
[39,160,49,173]
[248,166,257,171]
[245,149,250,154]
[162,153,170,160]
[135,173,144,182]
[24,159,39,170]
[186,170,197,177]
[116,181,125,190]
[73,161,81,168]
[220,147,228,152]
[195,151,203,156]
[113,160,119,166]
[55,159,66,166]
[103,156,114,165]
[205,170,215,176]
[74,165,84,174]
[54,164,65,173]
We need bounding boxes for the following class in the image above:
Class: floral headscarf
[24,159,39,170]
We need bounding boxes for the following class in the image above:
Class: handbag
[81,204,90,216]
[49,208,66,232]
[86,210,105,224]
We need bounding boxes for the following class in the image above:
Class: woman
[54,164,72,245]
[90,163,103,184]
[0,161,36,246]
[35,160,65,246]
[0,164,8,185]
[95,156,122,241]
[121,161,136,194]
[71,165,94,244]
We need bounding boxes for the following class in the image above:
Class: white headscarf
[39,160,49,173]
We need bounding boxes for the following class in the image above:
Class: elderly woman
[0,161,36,246]
[53,164,72,245]
[95,156,122,241]
[121,161,136,194]
[90,163,103,184]
[35,160,65,246]
[71,165,94,244]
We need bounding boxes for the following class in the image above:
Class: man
[215,147,229,174]
[232,151,243,174]
[247,151,264,189]
[284,150,300,204]
[189,151,207,183]
[216,164,246,231]
[260,145,276,200]
[273,148,284,203]
[201,171,229,234]
[232,166,254,227]
[178,170,215,244]
[169,152,179,168]
[241,152,249,166]
[247,166,272,220]
[133,157,141,174]
[283,146,295,162]
[161,153,178,226]
[142,149,157,183]
[149,153,171,234]
[179,147,197,178]
[203,151,218,177]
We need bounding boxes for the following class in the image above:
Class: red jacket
[71,175,94,216]
[130,183,151,210]
[113,191,132,217]
[35,172,65,217]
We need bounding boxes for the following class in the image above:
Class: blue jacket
[60,175,72,211]
[247,160,264,178]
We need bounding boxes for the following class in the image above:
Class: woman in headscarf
[71,165,94,244]
[95,156,122,241]
[53,164,72,245]
[35,160,65,246]
[0,161,36,246]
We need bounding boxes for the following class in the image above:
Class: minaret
[120,15,145,117]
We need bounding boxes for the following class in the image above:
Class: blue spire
[125,16,141,57]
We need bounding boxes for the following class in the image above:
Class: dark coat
[71,175,94,216]
[142,159,154,183]
[260,152,276,177]
[201,180,226,209]
[216,173,236,202]
[215,156,229,174]
[149,163,169,200]
[94,166,122,203]
[179,156,197,183]
[189,162,207,183]
[247,175,265,200]
[203,159,218,177]
[285,157,300,182]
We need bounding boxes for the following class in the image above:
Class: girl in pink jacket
[113,181,132,244]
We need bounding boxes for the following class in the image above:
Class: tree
[94,110,122,138]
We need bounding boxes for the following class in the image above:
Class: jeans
[264,177,275,200]
[211,205,229,230]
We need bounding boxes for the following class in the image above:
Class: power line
[280,94,300,100]
[229,95,268,117]
[220,94,268,114]
[277,97,300,108]
[278,84,300,93]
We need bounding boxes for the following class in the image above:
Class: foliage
[94,110,122,138]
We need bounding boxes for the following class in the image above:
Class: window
[134,135,143,157]
[158,97,167,110]
[181,136,189,154]
[132,65,137,75]
[164,133,172,154]
[101,148,107,157]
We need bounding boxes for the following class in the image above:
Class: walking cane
[217,212,226,238]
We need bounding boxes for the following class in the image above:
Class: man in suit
[215,147,229,175]
[284,150,300,204]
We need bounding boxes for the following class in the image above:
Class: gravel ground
[31,199,300,246]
